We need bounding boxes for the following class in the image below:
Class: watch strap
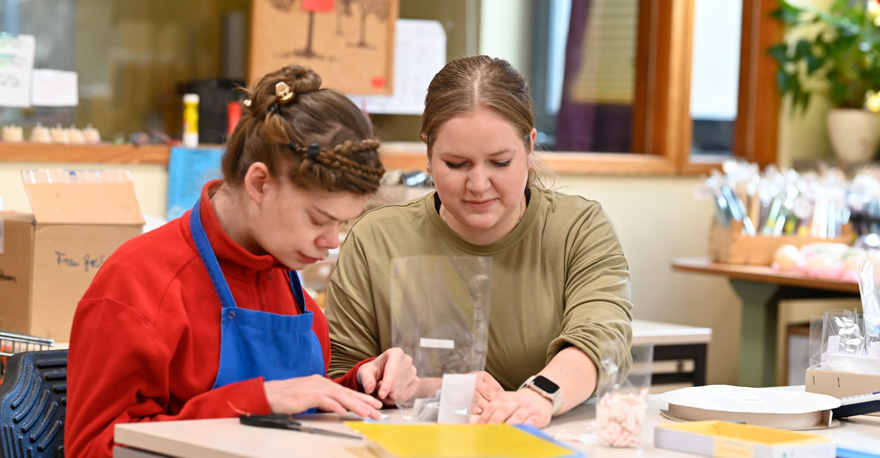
[519,375,562,415]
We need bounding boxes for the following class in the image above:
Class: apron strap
[190,198,307,314]
[287,271,307,315]
[190,199,238,309]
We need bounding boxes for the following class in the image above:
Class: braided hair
[222,65,385,194]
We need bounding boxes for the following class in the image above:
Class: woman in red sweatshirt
[66,65,418,457]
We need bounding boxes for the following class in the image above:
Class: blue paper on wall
[166,146,224,221]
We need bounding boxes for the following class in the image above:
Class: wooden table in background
[671,257,859,388]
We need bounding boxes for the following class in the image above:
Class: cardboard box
[709,220,854,266]
[805,364,880,398]
[0,169,144,341]
[655,421,834,458]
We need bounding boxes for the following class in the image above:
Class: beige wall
[479,0,531,72]
[0,162,743,385]
[560,175,741,386]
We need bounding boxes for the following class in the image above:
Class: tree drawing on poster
[251,0,398,95]
[337,0,391,47]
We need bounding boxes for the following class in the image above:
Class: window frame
[0,0,781,173]
[379,0,782,177]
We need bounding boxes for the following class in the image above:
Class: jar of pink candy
[595,344,654,449]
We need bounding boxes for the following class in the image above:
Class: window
[0,0,250,141]
[380,0,782,176]
[0,0,781,176]
[689,0,742,158]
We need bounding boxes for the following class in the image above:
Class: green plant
[769,0,880,114]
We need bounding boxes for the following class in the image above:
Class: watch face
[532,376,559,394]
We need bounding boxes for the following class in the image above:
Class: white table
[111,320,716,457]
[114,391,879,458]
[631,319,711,347]
[632,319,712,388]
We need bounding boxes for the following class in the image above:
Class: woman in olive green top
[325,55,633,428]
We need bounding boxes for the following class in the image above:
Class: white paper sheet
[0,33,36,107]
[348,19,446,115]
[31,69,79,106]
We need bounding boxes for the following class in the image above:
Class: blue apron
[189,199,326,392]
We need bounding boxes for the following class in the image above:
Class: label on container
[420,338,454,349]
[183,94,199,147]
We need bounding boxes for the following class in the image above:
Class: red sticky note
[371,76,386,88]
[302,0,334,12]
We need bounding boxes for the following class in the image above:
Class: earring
[426,160,431,173]
[528,154,535,166]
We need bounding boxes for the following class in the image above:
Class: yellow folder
[344,422,582,458]
[655,421,834,457]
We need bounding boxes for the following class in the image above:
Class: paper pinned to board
[166,147,224,221]
[0,33,36,107]
[660,385,841,430]
[347,19,446,115]
[31,69,78,106]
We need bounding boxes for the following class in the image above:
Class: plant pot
[827,108,880,163]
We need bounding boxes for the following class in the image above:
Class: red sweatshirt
[66,181,368,458]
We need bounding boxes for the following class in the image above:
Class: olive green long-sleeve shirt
[325,187,633,391]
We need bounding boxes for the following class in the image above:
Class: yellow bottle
[183,93,199,147]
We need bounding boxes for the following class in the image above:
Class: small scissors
[239,413,363,440]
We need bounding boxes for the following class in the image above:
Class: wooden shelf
[0,142,171,165]
[376,142,679,176]
[671,256,860,293]
[0,141,684,176]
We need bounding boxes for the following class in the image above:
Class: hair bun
[243,65,323,117]
[280,65,322,95]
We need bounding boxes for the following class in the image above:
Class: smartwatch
[519,375,562,414]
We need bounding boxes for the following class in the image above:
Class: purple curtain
[555,0,633,153]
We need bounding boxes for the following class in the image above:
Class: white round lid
[660,385,841,414]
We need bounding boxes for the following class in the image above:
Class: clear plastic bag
[822,308,863,357]
[857,258,880,356]
[809,315,824,368]
[389,255,492,419]
[595,344,653,449]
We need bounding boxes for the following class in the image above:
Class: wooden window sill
[0,141,724,176]
[0,142,172,165]
[380,142,706,176]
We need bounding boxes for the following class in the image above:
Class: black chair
[0,350,67,458]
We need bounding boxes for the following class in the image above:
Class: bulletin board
[249,0,398,95]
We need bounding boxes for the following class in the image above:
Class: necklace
[442,197,526,225]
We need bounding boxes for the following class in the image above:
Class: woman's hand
[474,388,553,428]
[356,347,419,405]
[264,374,383,419]
[471,371,505,415]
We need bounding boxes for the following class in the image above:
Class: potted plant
[770,0,880,163]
